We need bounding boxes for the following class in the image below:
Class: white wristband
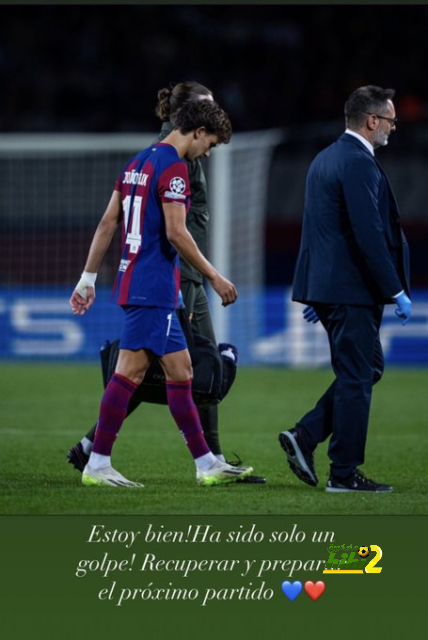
[75,271,97,299]
[81,271,97,286]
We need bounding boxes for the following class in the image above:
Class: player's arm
[69,190,122,316]
[163,201,237,307]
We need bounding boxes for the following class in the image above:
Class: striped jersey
[113,142,190,308]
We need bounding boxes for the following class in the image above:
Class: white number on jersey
[122,195,143,254]
[166,312,172,337]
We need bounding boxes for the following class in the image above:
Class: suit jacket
[292,133,410,305]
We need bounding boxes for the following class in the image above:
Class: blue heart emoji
[281,581,303,601]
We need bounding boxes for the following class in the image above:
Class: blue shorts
[120,306,187,357]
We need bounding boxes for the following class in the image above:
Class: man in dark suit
[279,85,411,493]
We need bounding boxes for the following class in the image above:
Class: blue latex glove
[394,292,412,325]
[177,289,184,309]
[303,305,319,324]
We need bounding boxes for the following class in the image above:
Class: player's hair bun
[155,82,213,122]
[155,88,173,121]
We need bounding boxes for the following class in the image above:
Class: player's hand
[303,305,319,323]
[211,274,238,307]
[69,272,97,315]
[69,287,95,315]
[394,291,412,325]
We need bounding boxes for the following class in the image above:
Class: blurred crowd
[1,5,428,133]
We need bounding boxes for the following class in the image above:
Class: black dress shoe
[326,470,393,493]
[279,428,318,486]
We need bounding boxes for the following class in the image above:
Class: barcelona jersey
[113,143,190,308]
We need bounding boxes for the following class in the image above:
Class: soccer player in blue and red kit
[69,100,253,488]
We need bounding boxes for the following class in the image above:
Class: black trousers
[180,280,221,456]
[298,303,384,479]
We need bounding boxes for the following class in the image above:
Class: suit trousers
[298,303,384,479]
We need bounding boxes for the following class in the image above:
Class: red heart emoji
[304,581,325,601]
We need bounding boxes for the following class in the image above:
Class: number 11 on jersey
[123,195,143,254]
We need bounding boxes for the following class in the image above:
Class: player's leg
[159,312,253,486]
[81,346,152,487]
[81,306,158,487]
[182,281,265,483]
[68,384,142,471]
[182,282,224,457]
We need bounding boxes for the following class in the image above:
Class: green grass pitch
[0,364,426,515]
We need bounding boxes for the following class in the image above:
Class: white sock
[88,452,111,470]
[81,437,93,455]
[216,454,226,463]
[195,452,219,471]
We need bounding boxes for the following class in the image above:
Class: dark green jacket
[159,122,209,284]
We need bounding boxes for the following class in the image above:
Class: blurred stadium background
[1,4,427,515]
[0,4,427,367]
